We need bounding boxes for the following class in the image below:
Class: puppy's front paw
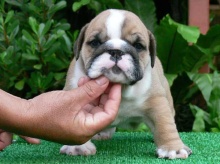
[60,141,96,156]
[157,145,192,159]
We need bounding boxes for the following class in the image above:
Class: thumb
[75,76,109,106]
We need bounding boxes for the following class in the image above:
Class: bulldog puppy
[60,9,192,159]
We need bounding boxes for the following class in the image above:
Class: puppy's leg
[92,127,116,140]
[145,97,192,159]
[60,140,96,156]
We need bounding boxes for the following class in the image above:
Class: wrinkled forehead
[85,9,149,41]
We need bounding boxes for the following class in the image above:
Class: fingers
[103,83,122,118]
[19,136,40,144]
[0,131,12,150]
[75,76,110,107]
[89,83,122,130]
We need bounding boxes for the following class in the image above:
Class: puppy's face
[75,9,156,85]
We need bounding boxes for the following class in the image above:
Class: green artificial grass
[1,132,220,163]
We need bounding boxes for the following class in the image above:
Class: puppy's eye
[89,39,101,48]
[133,43,145,51]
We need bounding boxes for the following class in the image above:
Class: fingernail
[95,76,108,86]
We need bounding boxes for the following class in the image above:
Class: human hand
[19,76,121,145]
[75,76,121,141]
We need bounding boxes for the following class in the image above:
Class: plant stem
[3,22,9,46]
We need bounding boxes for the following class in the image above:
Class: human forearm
[0,89,76,144]
[0,89,29,134]
[0,90,40,150]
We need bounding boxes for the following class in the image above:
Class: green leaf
[3,46,16,65]
[26,3,41,17]
[9,25,19,41]
[27,72,54,92]
[15,79,25,91]
[54,22,70,31]
[48,1,66,16]
[28,17,38,34]
[213,45,220,53]
[54,72,66,81]
[155,15,188,73]
[44,42,60,57]
[187,73,212,102]
[5,10,14,24]
[45,52,67,71]
[61,33,72,53]
[125,0,157,32]
[41,73,54,90]
[22,30,37,44]
[22,53,39,61]
[208,71,220,119]
[190,105,206,132]
[0,15,3,24]
[211,128,220,132]
[33,64,42,70]
[170,73,192,104]
[56,30,65,37]
[155,15,205,74]
[165,74,177,87]
[73,30,79,42]
[72,0,90,12]
[5,0,22,7]
[182,45,210,72]
[38,23,45,37]
[42,20,53,36]
[0,51,7,62]
[168,17,200,43]
[44,34,57,50]
[197,25,220,55]
[7,19,19,34]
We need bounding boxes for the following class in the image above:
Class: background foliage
[0,0,74,98]
[1,0,220,132]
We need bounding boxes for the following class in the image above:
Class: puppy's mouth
[86,48,143,85]
[112,65,121,74]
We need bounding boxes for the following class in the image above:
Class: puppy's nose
[108,50,124,62]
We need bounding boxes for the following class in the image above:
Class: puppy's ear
[148,30,156,68]
[74,24,89,60]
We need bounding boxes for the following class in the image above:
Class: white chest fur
[111,63,152,127]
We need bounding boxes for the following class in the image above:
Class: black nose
[108,50,124,62]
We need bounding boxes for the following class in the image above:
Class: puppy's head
[74,9,156,85]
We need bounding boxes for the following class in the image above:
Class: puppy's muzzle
[86,41,143,85]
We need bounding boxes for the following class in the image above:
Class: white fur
[122,58,152,102]
[157,148,188,159]
[106,10,125,39]
[70,56,86,88]
[87,53,115,78]
[60,141,96,156]
[112,60,152,126]
[106,38,126,49]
